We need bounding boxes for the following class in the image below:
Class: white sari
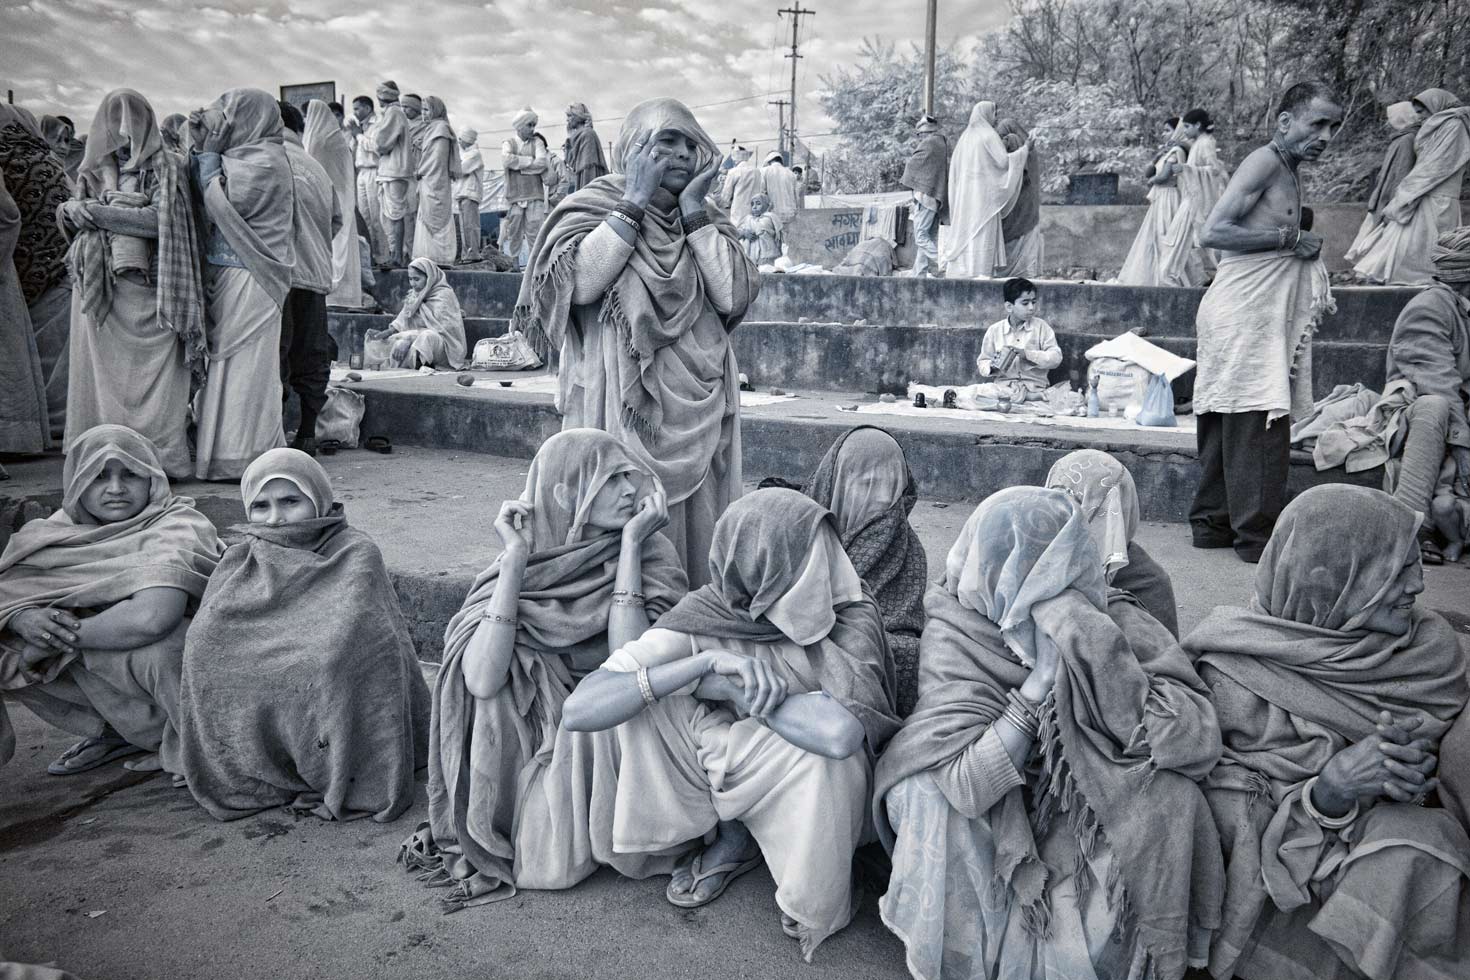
[942,102,1028,279]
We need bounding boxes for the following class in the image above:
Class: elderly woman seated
[1184,484,1470,980]
[399,429,687,909]
[804,426,928,715]
[167,448,430,821]
[367,256,468,369]
[562,488,901,961]
[1044,448,1179,636]
[0,425,221,776]
[875,486,1224,980]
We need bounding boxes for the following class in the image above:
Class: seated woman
[0,425,221,776]
[399,429,687,909]
[562,488,901,961]
[1184,484,1470,980]
[803,426,927,715]
[1043,448,1179,636]
[167,448,430,821]
[875,486,1223,980]
[367,257,467,369]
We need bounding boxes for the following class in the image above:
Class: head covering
[393,258,467,368]
[459,126,478,143]
[764,151,783,165]
[401,93,424,113]
[241,447,334,518]
[376,80,400,103]
[944,101,1028,266]
[198,87,294,306]
[656,488,900,750]
[517,428,645,547]
[916,114,939,133]
[512,107,537,129]
[513,96,753,457]
[943,486,1107,665]
[67,89,207,377]
[1432,225,1470,283]
[1386,100,1419,130]
[159,112,189,152]
[803,426,928,714]
[1413,88,1462,116]
[996,117,1041,240]
[562,103,607,178]
[566,103,591,126]
[0,104,72,304]
[1044,449,1140,583]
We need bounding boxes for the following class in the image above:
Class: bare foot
[1445,542,1464,563]
[123,753,162,772]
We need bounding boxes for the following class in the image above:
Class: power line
[777,4,815,161]
[469,91,788,143]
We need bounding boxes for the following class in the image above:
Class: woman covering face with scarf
[399,429,687,910]
[377,256,468,368]
[874,487,1223,980]
[511,98,760,588]
[561,488,900,962]
[1044,448,1179,636]
[167,448,430,823]
[0,425,221,777]
[1184,485,1470,980]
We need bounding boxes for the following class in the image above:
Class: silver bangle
[482,611,517,627]
[1300,776,1359,829]
[636,666,657,706]
[607,210,640,234]
[612,597,646,608]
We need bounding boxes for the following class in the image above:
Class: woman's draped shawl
[1182,485,1470,977]
[303,99,361,303]
[997,119,1041,242]
[426,430,687,882]
[655,488,901,755]
[391,258,468,368]
[173,510,430,822]
[202,88,295,306]
[804,427,927,715]
[874,487,1225,980]
[1367,130,1419,216]
[564,108,608,181]
[942,102,1029,272]
[0,105,72,305]
[900,131,949,220]
[1385,89,1470,218]
[68,89,207,377]
[510,98,759,452]
[0,425,222,764]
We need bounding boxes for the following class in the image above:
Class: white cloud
[3,0,1009,159]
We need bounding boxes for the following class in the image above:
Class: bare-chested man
[1189,81,1344,562]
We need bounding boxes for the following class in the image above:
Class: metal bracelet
[636,666,657,706]
[611,590,647,600]
[482,611,517,627]
[1300,776,1359,829]
[607,210,640,234]
[612,597,646,608]
[614,200,646,224]
[681,210,712,234]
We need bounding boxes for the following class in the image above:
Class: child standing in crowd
[975,276,1062,399]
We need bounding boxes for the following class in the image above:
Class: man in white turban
[500,108,548,269]
[372,81,413,267]
[454,127,484,262]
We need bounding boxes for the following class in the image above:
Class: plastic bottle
[1086,376,1101,418]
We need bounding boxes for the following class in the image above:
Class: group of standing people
[900,103,1044,280]
[715,145,804,265]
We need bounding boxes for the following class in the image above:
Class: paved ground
[3,447,1468,979]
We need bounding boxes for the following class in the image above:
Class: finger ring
[42,632,51,641]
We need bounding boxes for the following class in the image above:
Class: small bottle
[1086,376,1101,418]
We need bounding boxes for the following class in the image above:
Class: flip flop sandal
[665,849,763,909]
[781,913,802,939]
[365,435,393,455]
[47,737,144,776]
[317,439,342,456]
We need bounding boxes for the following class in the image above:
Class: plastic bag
[471,330,543,371]
[315,387,365,447]
[1087,356,1150,413]
[363,334,395,370]
[1135,372,1177,427]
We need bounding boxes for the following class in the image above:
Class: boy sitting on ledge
[975,277,1062,400]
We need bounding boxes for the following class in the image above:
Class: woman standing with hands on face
[511,98,761,587]
[399,429,687,911]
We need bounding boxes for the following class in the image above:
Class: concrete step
[328,311,509,361]
[344,374,1380,526]
[369,267,1416,342]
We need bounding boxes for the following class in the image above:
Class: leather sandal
[665,848,763,909]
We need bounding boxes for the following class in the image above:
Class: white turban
[512,108,537,129]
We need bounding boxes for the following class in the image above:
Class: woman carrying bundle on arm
[398,428,687,910]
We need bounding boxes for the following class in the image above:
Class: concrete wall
[780,202,1371,275]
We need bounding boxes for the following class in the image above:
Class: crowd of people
[3,79,1470,980]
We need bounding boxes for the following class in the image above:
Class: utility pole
[923,0,938,116]
[778,4,814,165]
[768,99,789,161]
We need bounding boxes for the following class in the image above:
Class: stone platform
[332,270,1416,402]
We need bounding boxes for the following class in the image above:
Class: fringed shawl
[391,258,468,368]
[68,89,207,378]
[510,97,757,443]
[875,488,1225,980]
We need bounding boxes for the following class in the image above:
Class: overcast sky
[3,0,1007,156]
